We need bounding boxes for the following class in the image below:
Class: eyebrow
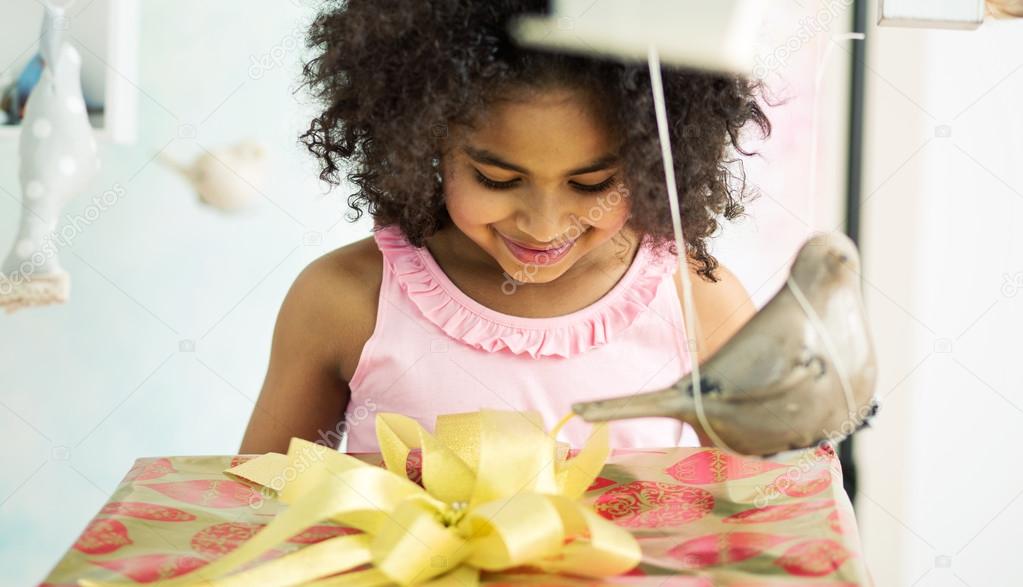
[462,146,619,176]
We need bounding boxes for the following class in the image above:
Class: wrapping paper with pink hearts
[41,446,871,586]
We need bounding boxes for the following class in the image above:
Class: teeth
[523,242,567,253]
[498,230,578,263]
[529,240,572,252]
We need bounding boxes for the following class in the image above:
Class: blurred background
[0,1,1021,585]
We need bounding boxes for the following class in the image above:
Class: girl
[240,0,770,455]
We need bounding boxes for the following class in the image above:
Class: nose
[518,191,578,244]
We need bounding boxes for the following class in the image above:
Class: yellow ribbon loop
[78,410,639,587]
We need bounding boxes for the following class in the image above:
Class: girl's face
[440,86,633,285]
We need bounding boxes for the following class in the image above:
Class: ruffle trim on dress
[372,225,678,359]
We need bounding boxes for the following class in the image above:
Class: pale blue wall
[0,2,370,583]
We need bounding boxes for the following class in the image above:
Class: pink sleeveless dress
[342,224,700,451]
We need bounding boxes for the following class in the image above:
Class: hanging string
[807,32,866,228]
[785,275,859,420]
[800,29,867,426]
[647,44,735,453]
[648,25,868,453]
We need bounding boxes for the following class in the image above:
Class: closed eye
[474,169,520,190]
[474,169,617,194]
[570,176,617,193]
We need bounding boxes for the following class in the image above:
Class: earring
[431,155,443,184]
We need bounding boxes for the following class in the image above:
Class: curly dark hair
[298,0,772,281]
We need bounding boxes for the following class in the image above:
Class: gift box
[41,413,872,586]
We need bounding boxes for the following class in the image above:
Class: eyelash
[473,170,616,194]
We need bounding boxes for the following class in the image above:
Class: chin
[498,259,569,285]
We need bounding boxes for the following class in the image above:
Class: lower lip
[499,233,576,266]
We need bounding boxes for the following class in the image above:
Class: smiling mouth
[497,230,582,266]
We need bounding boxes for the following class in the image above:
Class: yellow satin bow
[80,410,640,587]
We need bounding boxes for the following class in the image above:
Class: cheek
[443,167,507,226]
[577,190,632,232]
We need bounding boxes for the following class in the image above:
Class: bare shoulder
[672,260,756,358]
[240,235,382,453]
[282,235,383,381]
[295,235,381,298]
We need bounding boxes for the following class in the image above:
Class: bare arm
[239,257,354,454]
[675,261,757,447]
[676,261,757,360]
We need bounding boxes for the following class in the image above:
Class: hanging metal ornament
[511,1,881,456]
